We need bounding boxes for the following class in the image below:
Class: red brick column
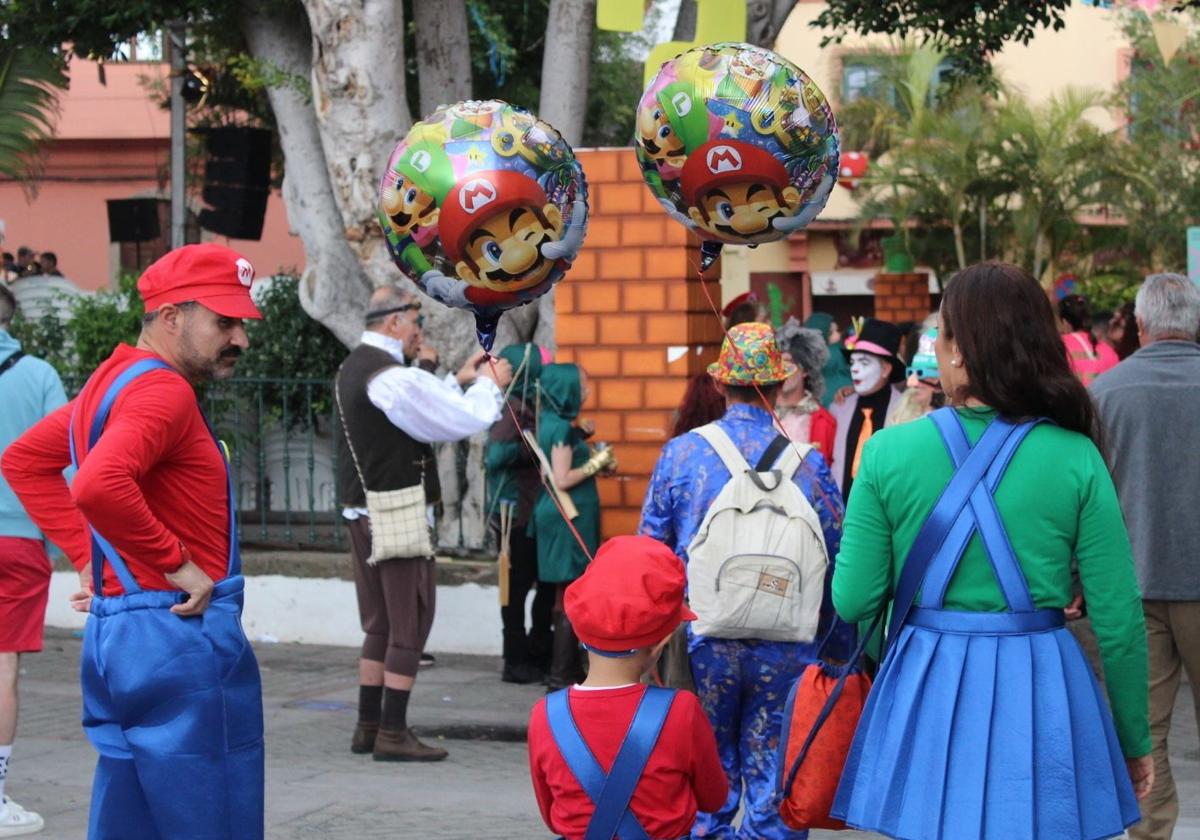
[873,272,933,323]
[555,148,724,539]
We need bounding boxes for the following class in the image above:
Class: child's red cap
[565,535,697,654]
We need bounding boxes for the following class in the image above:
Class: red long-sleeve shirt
[1,345,231,594]
[528,684,728,840]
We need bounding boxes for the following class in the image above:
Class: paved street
[7,629,1198,839]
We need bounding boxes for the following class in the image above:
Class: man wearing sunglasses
[335,284,512,762]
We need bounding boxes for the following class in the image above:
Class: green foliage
[0,42,69,190]
[8,306,70,372]
[67,274,145,375]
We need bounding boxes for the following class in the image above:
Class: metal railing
[66,376,346,550]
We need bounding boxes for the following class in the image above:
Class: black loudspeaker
[107,198,164,242]
[195,127,272,240]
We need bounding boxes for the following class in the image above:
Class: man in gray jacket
[1092,272,1200,840]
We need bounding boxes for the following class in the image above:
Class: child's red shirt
[528,684,728,840]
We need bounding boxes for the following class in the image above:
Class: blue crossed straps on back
[68,358,240,596]
[887,407,1058,642]
[546,686,676,840]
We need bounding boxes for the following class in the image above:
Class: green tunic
[531,364,600,583]
[833,407,1150,758]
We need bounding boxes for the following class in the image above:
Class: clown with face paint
[828,318,906,497]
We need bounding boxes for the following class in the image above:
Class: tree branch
[414,0,473,119]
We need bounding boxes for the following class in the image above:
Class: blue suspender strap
[68,359,176,596]
[546,687,677,840]
[921,412,1041,611]
[203,416,240,579]
[885,409,1019,644]
[586,687,675,840]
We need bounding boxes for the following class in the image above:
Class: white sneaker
[0,797,44,836]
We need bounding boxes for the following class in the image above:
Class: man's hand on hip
[167,560,216,616]
[70,562,94,613]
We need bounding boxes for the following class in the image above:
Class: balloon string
[486,355,596,564]
[691,256,844,527]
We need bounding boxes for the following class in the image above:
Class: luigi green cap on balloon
[392,140,454,206]
[656,81,711,155]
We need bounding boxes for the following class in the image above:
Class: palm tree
[0,43,68,193]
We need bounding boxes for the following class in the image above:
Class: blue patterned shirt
[639,403,854,654]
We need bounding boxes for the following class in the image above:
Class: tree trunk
[1033,229,1047,284]
[746,0,799,47]
[414,0,473,120]
[673,0,697,39]
[952,220,966,271]
[539,0,596,146]
[239,3,372,346]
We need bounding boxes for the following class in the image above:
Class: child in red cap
[527,535,728,839]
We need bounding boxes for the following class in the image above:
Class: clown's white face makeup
[850,352,887,395]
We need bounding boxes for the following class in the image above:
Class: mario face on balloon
[681,141,802,243]
[440,171,566,294]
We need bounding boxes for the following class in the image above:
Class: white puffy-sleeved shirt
[342,330,503,520]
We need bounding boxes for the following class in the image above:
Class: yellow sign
[596,0,748,87]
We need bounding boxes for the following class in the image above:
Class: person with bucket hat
[2,243,266,839]
[828,317,906,498]
[639,323,852,839]
[527,535,728,840]
[891,320,945,427]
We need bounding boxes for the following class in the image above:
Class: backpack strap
[0,350,25,377]
[754,434,792,472]
[694,423,750,476]
[546,687,677,840]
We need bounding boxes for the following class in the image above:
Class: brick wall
[873,272,933,323]
[556,148,724,539]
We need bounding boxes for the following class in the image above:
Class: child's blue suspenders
[546,686,677,840]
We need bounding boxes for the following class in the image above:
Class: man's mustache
[220,347,242,360]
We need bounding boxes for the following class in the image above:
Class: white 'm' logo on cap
[459,178,497,215]
[409,149,431,173]
[671,91,692,116]
[706,145,743,175]
[235,258,254,287]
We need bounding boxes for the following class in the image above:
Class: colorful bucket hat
[707,322,797,385]
[906,327,939,382]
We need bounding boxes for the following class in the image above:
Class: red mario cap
[565,535,697,653]
[138,243,262,320]
[438,170,550,265]
[680,139,790,207]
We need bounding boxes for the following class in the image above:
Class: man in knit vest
[336,285,511,762]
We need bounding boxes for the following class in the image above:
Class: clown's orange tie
[851,407,873,479]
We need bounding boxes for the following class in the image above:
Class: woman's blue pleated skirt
[830,620,1141,840]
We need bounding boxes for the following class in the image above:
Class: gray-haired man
[1091,273,1200,840]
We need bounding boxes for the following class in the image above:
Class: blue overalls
[832,409,1140,840]
[546,686,682,840]
[71,359,265,840]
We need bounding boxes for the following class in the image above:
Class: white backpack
[686,424,829,642]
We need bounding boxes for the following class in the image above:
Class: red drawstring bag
[776,613,880,830]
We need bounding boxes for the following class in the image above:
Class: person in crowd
[0,285,67,836]
[1,255,17,284]
[532,363,610,692]
[1107,301,1143,361]
[335,285,511,762]
[775,317,836,458]
[722,291,763,329]
[1060,293,1119,384]
[527,535,727,840]
[35,253,61,277]
[670,373,726,438]
[804,312,853,408]
[640,322,850,839]
[831,262,1152,839]
[1092,273,1200,840]
[828,318,905,498]
[2,244,272,839]
[12,250,36,279]
[890,320,944,426]
[485,342,555,685]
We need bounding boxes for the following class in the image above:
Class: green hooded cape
[484,344,546,519]
[806,312,853,408]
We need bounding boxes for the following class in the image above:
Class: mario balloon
[379,100,588,350]
[635,43,838,270]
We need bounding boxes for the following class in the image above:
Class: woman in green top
[530,363,612,689]
[830,263,1152,839]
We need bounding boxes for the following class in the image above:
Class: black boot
[501,630,543,684]
[546,612,584,692]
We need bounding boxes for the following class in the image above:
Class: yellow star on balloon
[466,146,487,168]
[724,112,745,133]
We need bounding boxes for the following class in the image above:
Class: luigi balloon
[635,43,839,271]
[378,100,589,351]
